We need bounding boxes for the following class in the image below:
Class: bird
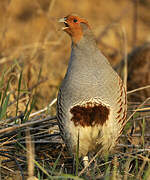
[116,43,150,102]
[57,14,127,167]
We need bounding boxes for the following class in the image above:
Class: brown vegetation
[0,0,150,113]
[0,0,150,179]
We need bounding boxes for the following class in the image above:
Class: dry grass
[0,0,150,179]
[0,0,150,111]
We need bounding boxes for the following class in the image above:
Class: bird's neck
[68,37,98,73]
[69,34,110,71]
[72,35,98,60]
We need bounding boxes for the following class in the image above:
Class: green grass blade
[16,71,23,117]
[143,163,150,180]
[23,95,36,122]
[23,67,42,123]
[0,93,10,120]
[51,152,61,175]
[142,117,145,147]
[0,76,11,120]
[0,77,11,107]
[0,67,6,88]
[34,160,52,179]
[0,91,2,102]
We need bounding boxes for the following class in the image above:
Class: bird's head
[59,15,91,44]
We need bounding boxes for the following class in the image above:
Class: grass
[0,73,11,121]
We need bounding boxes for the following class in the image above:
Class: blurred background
[0,1,150,179]
[0,0,149,115]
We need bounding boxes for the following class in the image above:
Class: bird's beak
[58,18,66,23]
[58,17,69,30]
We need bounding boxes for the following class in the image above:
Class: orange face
[59,15,90,43]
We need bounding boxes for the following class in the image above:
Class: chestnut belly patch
[70,102,110,127]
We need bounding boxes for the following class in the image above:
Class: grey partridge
[57,15,127,163]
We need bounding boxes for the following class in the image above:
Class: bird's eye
[73,19,78,23]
